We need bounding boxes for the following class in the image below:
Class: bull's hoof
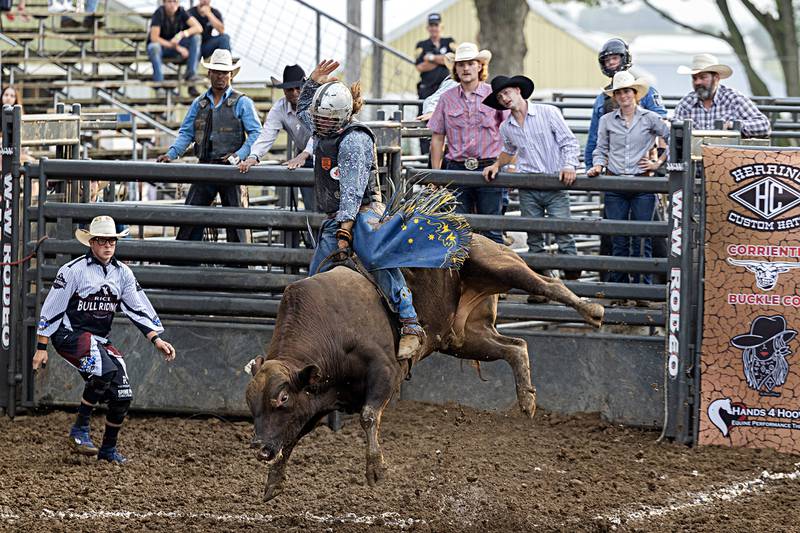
[581,302,605,328]
[365,456,386,487]
[263,480,284,502]
[519,387,536,419]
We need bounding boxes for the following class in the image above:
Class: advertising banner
[700,145,800,453]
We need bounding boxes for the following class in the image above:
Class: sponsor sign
[700,146,800,453]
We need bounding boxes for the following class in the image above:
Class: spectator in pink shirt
[428,42,508,243]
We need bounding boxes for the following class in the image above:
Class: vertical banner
[700,145,800,453]
[0,106,14,410]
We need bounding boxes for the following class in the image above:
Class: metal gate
[2,104,702,442]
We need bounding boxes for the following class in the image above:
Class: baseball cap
[428,13,442,25]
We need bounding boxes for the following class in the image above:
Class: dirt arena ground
[0,401,798,532]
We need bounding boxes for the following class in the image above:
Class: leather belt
[448,157,495,170]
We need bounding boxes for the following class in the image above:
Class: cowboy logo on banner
[700,145,800,454]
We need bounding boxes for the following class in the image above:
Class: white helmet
[310,81,353,136]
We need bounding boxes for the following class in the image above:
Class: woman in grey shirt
[587,71,669,284]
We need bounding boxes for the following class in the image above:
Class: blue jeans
[604,192,656,284]
[309,218,418,321]
[147,35,201,82]
[445,160,504,244]
[518,189,576,255]
[85,0,99,12]
[201,34,231,59]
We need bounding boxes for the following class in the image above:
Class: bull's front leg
[360,360,401,486]
[263,441,295,502]
[360,404,387,486]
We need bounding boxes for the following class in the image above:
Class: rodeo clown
[297,59,470,366]
[32,216,176,464]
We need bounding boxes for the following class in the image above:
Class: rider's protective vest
[193,90,245,163]
[313,122,381,215]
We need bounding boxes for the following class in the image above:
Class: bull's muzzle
[256,446,284,465]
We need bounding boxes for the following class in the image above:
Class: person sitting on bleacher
[156,49,261,244]
[188,0,231,61]
[146,0,203,97]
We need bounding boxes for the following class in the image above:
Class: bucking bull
[245,234,604,501]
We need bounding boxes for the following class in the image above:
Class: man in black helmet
[585,38,666,169]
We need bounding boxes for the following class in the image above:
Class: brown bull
[246,234,604,501]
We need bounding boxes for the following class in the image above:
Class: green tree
[642,0,799,96]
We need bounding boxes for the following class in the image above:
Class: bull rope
[0,235,48,266]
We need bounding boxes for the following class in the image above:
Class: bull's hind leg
[462,235,604,328]
[360,357,403,486]
[444,297,537,417]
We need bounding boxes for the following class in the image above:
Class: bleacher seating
[1,0,282,161]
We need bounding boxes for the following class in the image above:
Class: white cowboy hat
[201,49,242,76]
[603,71,650,98]
[75,216,129,247]
[677,53,732,79]
[445,42,492,68]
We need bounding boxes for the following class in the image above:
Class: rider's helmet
[309,81,353,137]
[598,38,632,78]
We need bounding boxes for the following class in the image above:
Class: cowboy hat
[75,216,129,247]
[677,53,732,79]
[731,315,797,348]
[445,42,492,68]
[201,49,241,76]
[603,71,650,98]
[270,64,306,89]
[482,75,534,110]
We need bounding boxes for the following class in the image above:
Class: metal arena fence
[0,104,699,445]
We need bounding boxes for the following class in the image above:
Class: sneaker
[82,15,104,29]
[97,447,128,464]
[60,17,82,29]
[68,425,98,456]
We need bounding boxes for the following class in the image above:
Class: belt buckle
[464,157,479,171]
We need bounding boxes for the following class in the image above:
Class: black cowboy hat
[731,315,797,348]
[482,75,535,110]
[270,64,306,89]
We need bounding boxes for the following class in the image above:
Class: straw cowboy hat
[445,42,492,68]
[603,71,650,98]
[677,53,732,79]
[75,216,129,246]
[482,75,534,110]
[201,49,242,76]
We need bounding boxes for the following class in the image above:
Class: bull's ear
[245,356,266,377]
[295,364,322,391]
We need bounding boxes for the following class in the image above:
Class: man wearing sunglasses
[32,216,176,464]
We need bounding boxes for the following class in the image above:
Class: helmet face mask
[310,82,353,137]
[598,38,632,78]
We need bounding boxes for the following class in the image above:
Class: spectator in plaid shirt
[673,54,770,138]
